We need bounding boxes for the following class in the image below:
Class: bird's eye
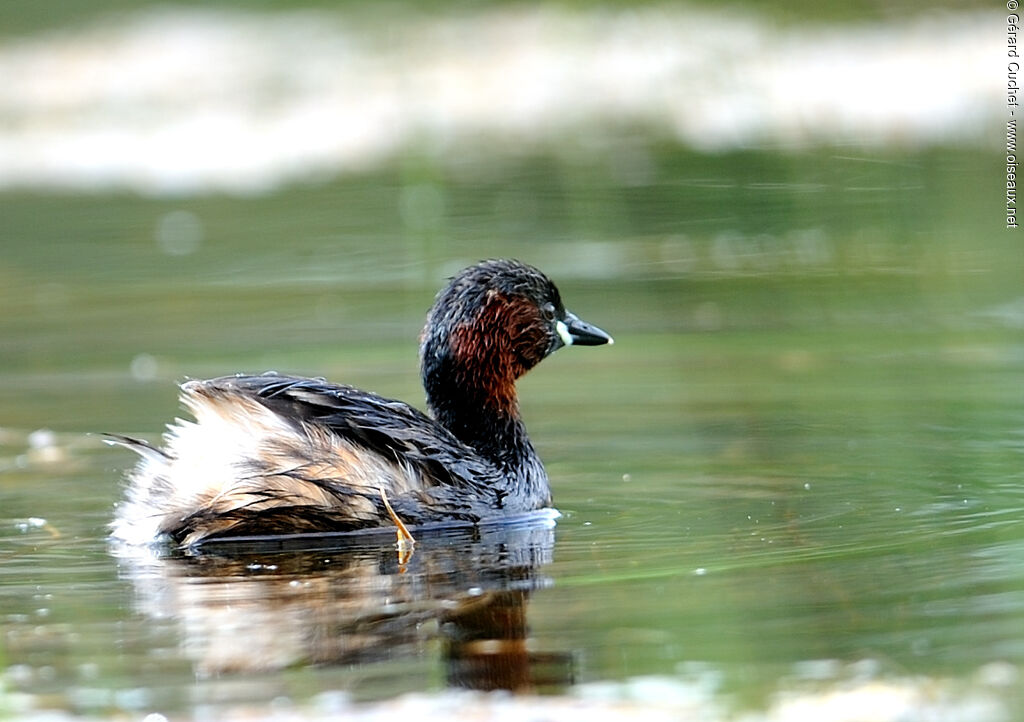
[541,302,557,321]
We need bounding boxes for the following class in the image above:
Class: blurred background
[2,1,1022,720]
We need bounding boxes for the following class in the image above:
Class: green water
[0,0,989,38]
[2,144,1023,717]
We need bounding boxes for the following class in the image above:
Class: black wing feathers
[201,374,501,493]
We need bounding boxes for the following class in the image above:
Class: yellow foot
[379,487,415,563]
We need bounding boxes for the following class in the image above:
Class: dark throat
[422,356,539,480]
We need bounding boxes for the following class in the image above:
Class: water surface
[2,141,1022,720]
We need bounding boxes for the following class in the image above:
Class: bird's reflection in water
[112,515,573,693]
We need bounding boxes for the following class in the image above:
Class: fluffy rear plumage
[111,375,508,547]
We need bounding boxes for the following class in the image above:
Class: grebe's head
[420,259,612,410]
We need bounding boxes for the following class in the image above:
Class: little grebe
[111,259,612,547]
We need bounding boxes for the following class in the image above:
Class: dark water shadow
[110,515,573,693]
